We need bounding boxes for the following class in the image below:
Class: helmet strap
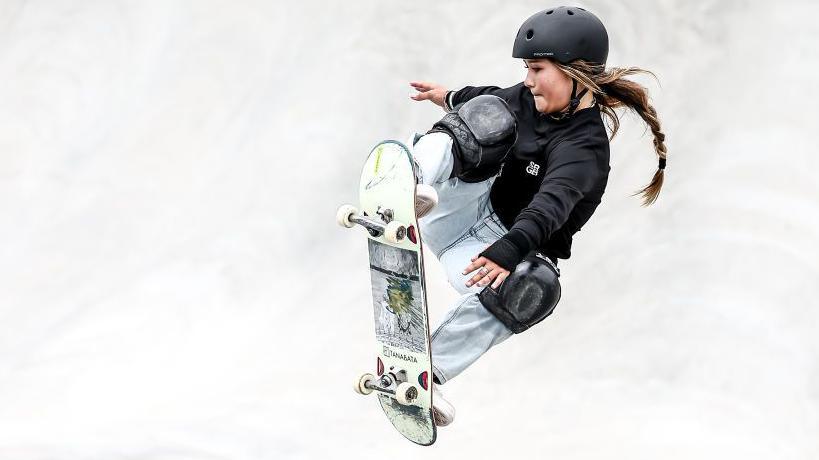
[549,79,588,121]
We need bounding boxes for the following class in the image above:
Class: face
[523,59,574,114]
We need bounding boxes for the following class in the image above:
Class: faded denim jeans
[410,132,514,384]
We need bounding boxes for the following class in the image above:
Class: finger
[464,267,483,287]
[481,260,498,271]
[465,271,484,287]
[410,81,433,90]
[463,257,486,275]
[466,265,494,287]
[491,270,510,290]
[477,267,503,287]
[411,91,431,101]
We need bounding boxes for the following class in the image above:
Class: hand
[463,254,510,290]
[410,81,448,108]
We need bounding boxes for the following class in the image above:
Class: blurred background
[1,1,818,458]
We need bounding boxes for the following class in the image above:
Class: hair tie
[658,157,667,170]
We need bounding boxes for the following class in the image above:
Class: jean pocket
[472,220,502,244]
[482,213,507,239]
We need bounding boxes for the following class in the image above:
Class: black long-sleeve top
[450,83,611,269]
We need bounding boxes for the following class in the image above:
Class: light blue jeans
[411,132,514,384]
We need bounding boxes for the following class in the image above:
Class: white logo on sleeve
[525,161,540,176]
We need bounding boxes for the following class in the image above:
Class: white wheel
[384,221,406,244]
[354,373,375,395]
[395,382,418,405]
[336,204,358,228]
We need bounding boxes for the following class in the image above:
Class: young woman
[407,6,668,426]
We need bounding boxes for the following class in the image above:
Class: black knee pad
[428,95,517,183]
[478,252,561,333]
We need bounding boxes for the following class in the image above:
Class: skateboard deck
[339,140,436,445]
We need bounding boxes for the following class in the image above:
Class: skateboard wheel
[336,204,358,228]
[384,221,406,244]
[354,373,375,395]
[395,382,418,405]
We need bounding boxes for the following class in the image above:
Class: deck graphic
[368,239,426,354]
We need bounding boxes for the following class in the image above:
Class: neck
[546,86,596,121]
[555,84,594,115]
[575,89,595,110]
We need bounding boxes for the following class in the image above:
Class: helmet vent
[526,29,534,40]
[546,10,553,14]
[567,9,575,15]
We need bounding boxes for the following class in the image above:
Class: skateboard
[336,140,436,446]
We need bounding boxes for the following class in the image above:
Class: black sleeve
[481,141,602,270]
[450,83,524,108]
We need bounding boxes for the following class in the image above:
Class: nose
[523,68,535,89]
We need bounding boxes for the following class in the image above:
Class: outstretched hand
[463,254,510,290]
[410,81,448,108]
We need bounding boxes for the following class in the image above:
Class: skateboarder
[407,6,668,426]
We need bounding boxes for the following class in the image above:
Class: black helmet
[512,6,608,66]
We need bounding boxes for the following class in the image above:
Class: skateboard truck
[354,367,419,406]
[336,204,406,244]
